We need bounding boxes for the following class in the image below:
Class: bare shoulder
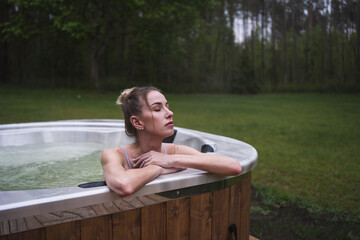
[164,143,201,155]
[101,147,126,168]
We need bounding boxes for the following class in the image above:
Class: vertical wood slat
[45,221,80,240]
[112,208,140,240]
[80,215,112,240]
[141,203,165,240]
[240,173,252,240]
[166,198,190,240]
[189,192,212,240]
[212,187,230,240]
[3,228,46,240]
[229,178,243,240]
[0,221,10,236]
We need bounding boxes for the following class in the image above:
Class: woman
[101,86,242,197]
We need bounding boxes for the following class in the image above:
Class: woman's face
[139,90,174,138]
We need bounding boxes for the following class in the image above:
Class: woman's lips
[166,121,174,127]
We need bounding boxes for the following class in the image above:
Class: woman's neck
[134,134,163,154]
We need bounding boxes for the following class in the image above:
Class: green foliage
[1,0,49,40]
[0,0,359,92]
[51,0,120,39]
[53,11,90,40]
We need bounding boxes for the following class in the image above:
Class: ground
[250,187,360,240]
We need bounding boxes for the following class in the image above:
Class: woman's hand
[133,150,186,170]
[133,150,173,168]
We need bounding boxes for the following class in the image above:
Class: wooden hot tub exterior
[0,173,251,240]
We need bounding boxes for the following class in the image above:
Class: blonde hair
[116,86,161,137]
[116,87,136,105]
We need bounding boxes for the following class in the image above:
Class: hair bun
[116,87,136,105]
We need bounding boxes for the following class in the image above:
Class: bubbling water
[0,142,109,191]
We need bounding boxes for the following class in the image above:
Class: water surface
[0,142,107,191]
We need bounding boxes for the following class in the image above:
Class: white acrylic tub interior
[0,119,257,221]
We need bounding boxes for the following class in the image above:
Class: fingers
[132,151,172,169]
[133,152,150,168]
[139,160,146,168]
[133,151,163,168]
[137,156,151,168]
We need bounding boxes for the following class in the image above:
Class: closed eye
[151,102,170,112]
[151,104,162,112]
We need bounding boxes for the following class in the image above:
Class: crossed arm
[133,145,242,176]
[101,144,242,197]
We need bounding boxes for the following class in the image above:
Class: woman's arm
[133,144,242,176]
[172,145,242,175]
[101,148,180,197]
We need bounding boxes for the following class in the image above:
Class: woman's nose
[166,108,173,117]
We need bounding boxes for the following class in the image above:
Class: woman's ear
[130,116,144,130]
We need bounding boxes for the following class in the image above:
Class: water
[0,142,109,191]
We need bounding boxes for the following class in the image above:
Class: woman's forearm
[106,165,162,197]
[171,154,242,176]
[132,147,242,176]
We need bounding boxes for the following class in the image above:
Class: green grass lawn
[1,88,359,219]
[169,93,360,218]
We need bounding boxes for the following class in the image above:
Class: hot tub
[0,120,257,240]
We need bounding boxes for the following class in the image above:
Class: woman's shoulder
[102,146,122,155]
[101,146,128,167]
[103,143,134,154]
[162,143,176,154]
[163,143,201,155]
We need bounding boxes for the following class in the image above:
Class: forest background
[1,0,359,93]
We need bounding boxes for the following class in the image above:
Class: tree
[283,0,288,86]
[357,0,360,84]
[291,0,298,83]
[270,0,278,88]
[52,0,136,89]
[0,2,10,84]
[1,0,54,84]
[1,0,359,92]
[260,0,266,85]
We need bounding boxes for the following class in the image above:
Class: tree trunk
[291,0,297,83]
[357,0,360,84]
[18,38,24,84]
[305,0,313,83]
[91,38,100,89]
[228,0,236,90]
[89,26,111,89]
[243,0,248,50]
[228,0,235,41]
[50,55,55,88]
[251,14,256,72]
[0,40,8,84]
[283,0,287,87]
[261,0,266,84]
[340,0,345,86]
[0,2,9,84]
[328,0,333,80]
[271,0,277,87]
[17,6,25,84]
